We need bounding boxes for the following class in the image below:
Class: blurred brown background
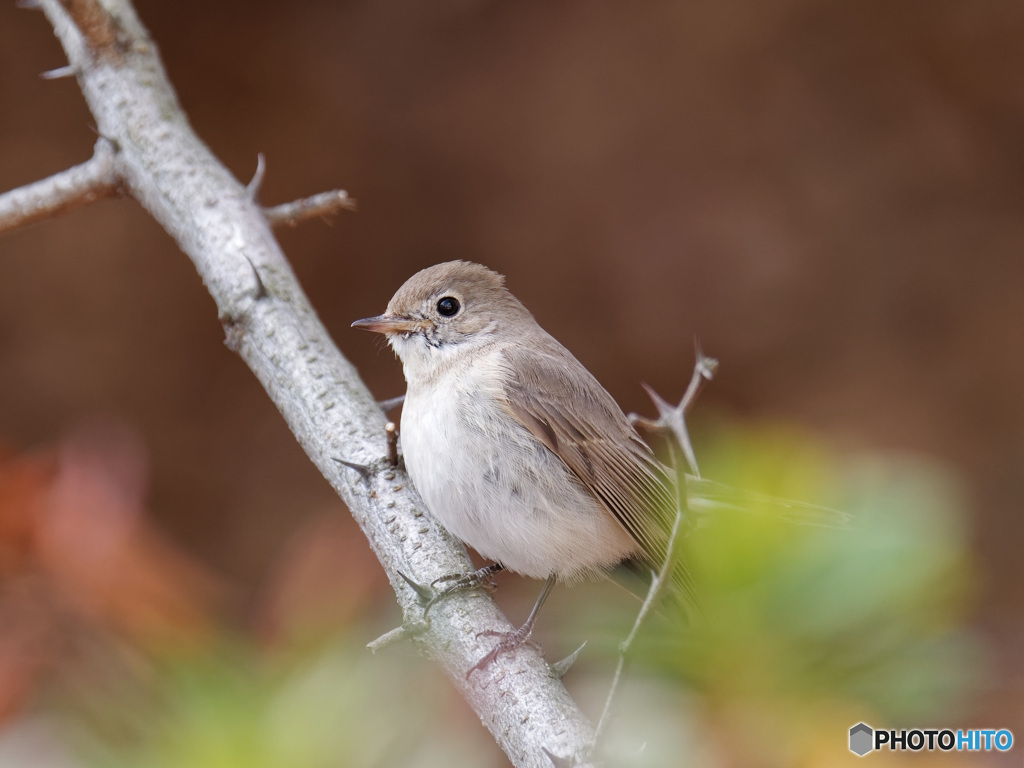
[1,0,1022,729]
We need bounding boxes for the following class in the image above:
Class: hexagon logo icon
[849,723,873,756]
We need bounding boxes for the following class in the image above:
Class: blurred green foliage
[55,636,496,768]
[620,422,983,764]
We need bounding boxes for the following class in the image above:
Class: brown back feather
[497,338,695,603]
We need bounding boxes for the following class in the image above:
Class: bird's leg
[468,574,556,677]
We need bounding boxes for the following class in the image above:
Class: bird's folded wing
[498,344,694,602]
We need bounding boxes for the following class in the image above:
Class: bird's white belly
[400,366,635,581]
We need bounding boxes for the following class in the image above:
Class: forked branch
[0,137,119,234]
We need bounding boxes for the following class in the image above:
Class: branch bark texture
[16,0,598,764]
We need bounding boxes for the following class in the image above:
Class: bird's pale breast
[400,348,636,581]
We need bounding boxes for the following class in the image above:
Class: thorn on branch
[243,255,268,301]
[378,394,405,413]
[396,570,436,604]
[16,0,42,10]
[334,457,371,480]
[262,190,356,228]
[41,65,77,80]
[550,642,587,679]
[246,153,266,201]
[541,748,577,768]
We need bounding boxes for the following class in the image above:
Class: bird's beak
[351,314,423,334]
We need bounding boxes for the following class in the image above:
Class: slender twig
[631,338,718,477]
[593,461,687,748]
[0,137,119,236]
[595,349,716,749]
[263,189,356,227]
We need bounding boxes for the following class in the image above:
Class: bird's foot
[427,563,503,613]
[467,575,557,677]
[468,622,541,678]
[398,563,504,615]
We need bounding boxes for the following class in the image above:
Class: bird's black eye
[436,296,460,317]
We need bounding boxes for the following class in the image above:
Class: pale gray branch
[21,0,597,764]
[0,137,118,235]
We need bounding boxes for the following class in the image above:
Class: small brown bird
[354,261,688,662]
